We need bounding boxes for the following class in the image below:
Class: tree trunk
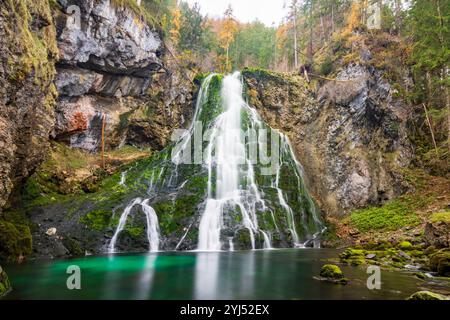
[331,4,334,35]
[423,103,439,158]
[308,0,314,66]
[101,115,106,169]
[320,14,326,44]
[293,10,298,70]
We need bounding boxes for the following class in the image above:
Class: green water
[2,249,444,300]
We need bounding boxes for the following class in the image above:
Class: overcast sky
[183,0,289,26]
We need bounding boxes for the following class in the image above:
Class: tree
[219,5,238,72]
[169,8,181,45]
[287,0,299,69]
[407,0,450,163]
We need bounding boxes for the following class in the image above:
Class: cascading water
[109,197,160,253]
[196,72,323,251]
[141,199,160,252]
[106,71,323,253]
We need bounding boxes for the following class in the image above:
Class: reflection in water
[194,253,220,299]
[5,249,447,300]
[135,255,157,300]
[102,255,122,300]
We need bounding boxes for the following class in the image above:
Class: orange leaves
[169,8,181,44]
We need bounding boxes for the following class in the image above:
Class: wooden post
[422,103,439,158]
[101,114,106,169]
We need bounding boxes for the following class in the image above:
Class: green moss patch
[0,219,32,260]
[346,195,433,233]
[430,211,450,223]
[79,210,113,231]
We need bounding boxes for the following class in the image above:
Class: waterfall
[109,198,143,253]
[198,72,259,251]
[119,171,127,186]
[196,72,323,251]
[141,199,160,252]
[109,198,161,253]
[107,71,323,253]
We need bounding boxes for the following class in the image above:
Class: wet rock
[407,291,448,300]
[366,253,376,259]
[316,264,349,285]
[429,250,450,277]
[320,264,344,279]
[340,248,366,266]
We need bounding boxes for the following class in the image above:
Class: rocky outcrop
[0,265,11,297]
[243,65,413,215]
[51,0,194,153]
[425,221,450,248]
[0,0,58,211]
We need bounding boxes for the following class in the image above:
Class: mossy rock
[429,250,450,277]
[79,209,113,232]
[61,237,84,257]
[320,264,344,279]
[398,241,413,250]
[340,248,366,266]
[0,220,32,260]
[407,291,448,300]
[0,266,12,297]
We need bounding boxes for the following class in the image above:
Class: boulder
[425,221,450,248]
[407,291,448,300]
[429,250,450,277]
[320,264,344,279]
[317,264,349,285]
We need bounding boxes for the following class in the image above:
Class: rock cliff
[0,0,58,212]
[243,64,413,216]
[52,0,193,152]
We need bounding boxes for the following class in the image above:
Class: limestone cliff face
[52,0,189,152]
[0,0,58,211]
[243,65,413,216]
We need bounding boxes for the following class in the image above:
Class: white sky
[183,0,289,26]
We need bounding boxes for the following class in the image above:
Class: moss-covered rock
[0,266,12,297]
[429,250,450,277]
[398,241,413,250]
[407,291,448,300]
[0,217,32,260]
[316,264,348,285]
[340,248,366,266]
[320,264,344,279]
